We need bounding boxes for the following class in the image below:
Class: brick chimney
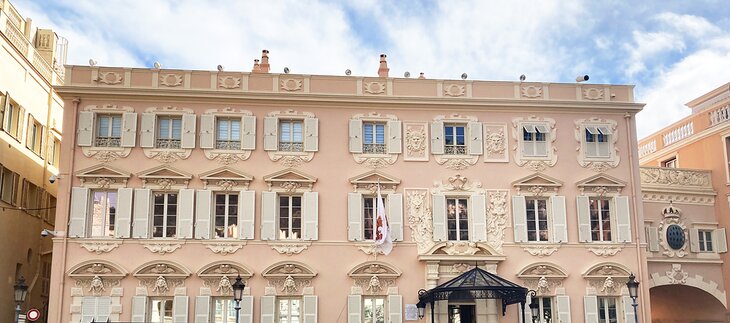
[418,72,425,79]
[378,54,389,78]
[252,59,261,73]
[260,49,270,73]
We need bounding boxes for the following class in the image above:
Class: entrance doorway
[448,304,475,323]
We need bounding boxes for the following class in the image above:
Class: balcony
[640,166,713,192]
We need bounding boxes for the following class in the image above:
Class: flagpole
[374,179,380,261]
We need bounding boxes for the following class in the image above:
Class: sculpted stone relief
[486,190,509,253]
[657,203,688,257]
[98,71,123,85]
[199,263,253,295]
[518,263,567,296]
[349,262,401,295]
[280,78,303,92]
[79,241,121,254]
[134,262,190,295]
[159,73,183,87]
[583,88,605,100]
[443,84,466,97]
[142,242,184,255]
[587,246,623,257]
[218,76,241,89]
[262,262,316,296]
[69,262,127,296]
[523,246,559,257]
[203,242,245,255]
[483,123,509,162]
[406,189,434,254]
[521,85,543,98]
[364,82,386,94]
[640,167,711,187]
[404,123,429,161]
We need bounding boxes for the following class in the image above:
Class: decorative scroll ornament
[218,76,241,89]
[486,190,509,253]
[450,263,472,274]
[203,242,244,255]
[357,243,386,255]
[443,84,466,97]
[521,85,542,98]
[406,189,435,254]
[523,246,559,257]
[666,264,689,284]
[640,167,711,187]
[354,155,398,169]
[280,78,303,91]
[98,71,123,85]
[142,242,183,255]
[159,74,183,87]
[79,241,120,254]
[583,88,604,100]
[587,246,623,257]
[364,82,386,94]
[269,242,310,256]
[85,149,130,162]
[443,241,481,256]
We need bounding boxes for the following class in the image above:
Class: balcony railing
[662,122,693,147]
[709,104,730,127]
[216,140,241,150]
[278,142,303,152]
[156,139,181,149]
[95,137,121,147]
[638,140,656,158]
[363,143,386,154]
[445,145,467,155]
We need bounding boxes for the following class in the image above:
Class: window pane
[292,122,303,142]
[230,119,241,141]
[364,197,375,240]
[364,123,374,144]
[375,124,385,144]
[111,116,122,137]
[171,118,182,139]
[217,119,229,140]
[159,119,169,138]
[98,116,110,136]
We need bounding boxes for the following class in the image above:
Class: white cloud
[654,12,720,38]
[624,31,685,78]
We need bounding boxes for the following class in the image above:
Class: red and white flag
[374,184,393,255]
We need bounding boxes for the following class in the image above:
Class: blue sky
[13,0,730,137]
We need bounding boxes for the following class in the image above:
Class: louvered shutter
[551,195,568,243]
[239,296,254,323]
[585,136,598,157]
[0,91,7,130]
[388,193,404,241]
[597,141,610,157]
[576,196,591,242]
[77,111,94,147]
[121,112,137,147]
[69,187,90,238]
[173,295,189,323]
[17,107,24,140]
[133,189,151,238]
[615,196,632,242]
[139,113,156,148]
[535,140,548,156]
[131,296,147,323]
[347,193,363,241]
[556,296,571,323]
[470,193,487,242]
[622,296,635,323]
[349,119,363,153]
[195,190,212,239]
[430,121,444,154]
[96,296,111,322]
[432,194,447,241]
[522,295,532,323]
[716,228,728,253]
[304,117,319,152]
[239,191,255,239]
[263,117,278,151]
[388,120,402,154]
[115,188,133,238]
[303,192,319,240]
[177,189,195,239]
[260,296,276,323]
[194,296,210,323]
[388,295,403,323]
[468,121,483,155]
[242,115,256,150]
[199,115,215,149]
[261,192,277,240]
[647,227,660,252]
[303,295,317,323]
[181,114,197,148]
[512,195,527,243]
[81,296,97,323]
[690,228,700,252]
[583,296,598,323]
[347,295,362,323]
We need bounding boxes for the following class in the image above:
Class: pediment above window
[512,173,563,196]
[348,261,401,295]
[133,261,191,296]
[348,170,401,193]
[517,262,567,296]
[583,262,632,296]
[76,164,131,188]
[262,261,317,296]
[200,167,254,191]
[198,262,254,296]
[68,260,128,296]
[138,165,192,190]
[577,174,626,195]
[82,104,134,112]
[263,168,317,192]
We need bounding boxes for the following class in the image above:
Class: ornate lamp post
[528,290,540,323]
[626,273,640,323]
[232,275,246,323]
[14,276,28,323]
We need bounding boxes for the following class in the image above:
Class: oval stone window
[666,225,685,250]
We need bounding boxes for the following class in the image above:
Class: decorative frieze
[269,242,310,256]
[587,246,623,257]
[142,242,183,255]
[640,167,712,188]
[406,189,434,254]
[203,242,245,255]
[523,246,559,257]
[79,241,121,254]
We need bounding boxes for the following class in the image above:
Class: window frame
[48,135,61,167]
[362,195,377,241]
[89,190,117,238]
[597,296,618,323]
[525,197,551,242]
[589,197,615,242]
[698,229,714,252]
[216,116,242,150]
[278,194,303,240]
[521,123,549,157]
[147,297,174,323]
[94,113,123,147]
[660,156,678,168]
[584,125,612,158]
[444,123,467,155]
[26,116,44,156]
[276,297,302,323]
[213,192,239,239]
[362,121,387,154]
[533,297,554,323]
[212,297,237,323]
[0,164,19,205]
[156,115,183,149]
[152,191,178,238]
[2,98,24,140]
[278,119,304,152]
[446,197,470,241]
[362,296,387,323]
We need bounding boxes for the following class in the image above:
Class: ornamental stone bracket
[434,155,479,170]
[79,241,121,254]
[355,242,391,256]
[142,242,184,255]
[268,241,311,256]
[203,242,246,255]
[523,245,560,257]
[587,246,623,257]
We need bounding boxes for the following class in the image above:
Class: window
[363,122,386,154]
[148,298,174,323]
[3,99,24,140]
[585,125,612,158]
[214,193,238,238]
[597,297,618,323]
[699,230,713,252]
[90,191,116,238]
[444,124,466,155]
[157,116,182,149]
[153,192,177,238]
[279,120,303,152]
[277,298,301,323]
[212,298,236,323]
[95,114,122,147]
[279,195,302,239]
[21,180,42,216]
[661,157,677,168]
[590,198,612,242]
[363,196,377,240]
[526,198,549,242]
[447,198,469,241]
[217,117,241,150]
[1,165,19,205]
[26,117,43,156]
[522,124,548,157]
[48,136,61,167]
[533,297,553,323]
[47,195,57,224]
[363,297,386,323]
[81,296,111,323]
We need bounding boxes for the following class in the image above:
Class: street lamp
[416,301,426,319]
[232,275,246,323]
[14,276,28,323]
[626,273,640,323]
[528,290,540,323]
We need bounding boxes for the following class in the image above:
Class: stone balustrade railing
[638,140,656,158]
[662,122,694,147]
[709,104,730,127]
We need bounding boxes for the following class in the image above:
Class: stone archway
[649,264,727,308]
[650,284,726,323]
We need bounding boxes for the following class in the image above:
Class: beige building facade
[0,0,66,321]
[50,51,651,323]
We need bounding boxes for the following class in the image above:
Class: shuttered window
[26,117,43,155]
[363,122,386,154]
[444,124,466,155]
[96,114,122,147]
[589,198,612,242]
[279,120,304,152]
[149,298,174,323]
[277,298,302,323]
[213,298,237,323]
[699,230,714,252]
[153,192,178,238]
[522,124,549,157]
[217,117,241,150]
[279,195,302,239]
[90,191,117,238]
[157,116,182,149]
[526,198,549,242]
[534,297,554,323]
[597,297,618,323]
[214,193,239,238]
[363,296,386,323]
[48,136,61,167]
[447,198,469,241]
[363,196,377,240]
[3,99,24,140]
[585,126,612,158]
[1,165,19,205]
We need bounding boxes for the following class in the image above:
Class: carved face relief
[282,275,298,293]
[153,275,169,294]
[366,275,382,293]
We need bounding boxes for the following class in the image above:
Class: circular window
[666,225,685,250]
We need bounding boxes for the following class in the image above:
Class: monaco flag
[374,184,393,255]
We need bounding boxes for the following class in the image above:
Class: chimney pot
[252,59,261,72]
[260,49,270,73]
[378,54,389,78]
[418,72,425,79]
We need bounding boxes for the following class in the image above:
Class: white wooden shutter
[194,296,211,323]
[468,121,483,155]
[115,188,133,238]
[716,228,728,253]
[388,193,404,241]
[347,193,363,241]
[576,196,592,242]
[551,195,568,243]
[239,190,255,239]
[303,295,317,323]
[195,190,212,239]
[133,189,151,238]
[304,117,319,152]
[96,296,111,322]
[556,295,571,323]
[240,295,254,323]
[583,296,598,323]
[430,121,444,154]
[622,296,635,323]
[522,294,532,323]
[303,192,319,240]
[199,114,215,149]
[121,112,138,147]
[0,92,7,130]
[388,295,403,323]
[17,106,24,140]
[177,189,195,239]
[181,114,197,149]
[260,296,276,323]
[349,119,363,153]
[81,296,97,322]
[173,295,189,323]
[69,187,90,238]
[261,192,277,240]
[597,141,610,157]
[76,111,94,147]
[470,193,487,242]
[130,296,147,323]
[263,117,278,151]
[647,227,660,252]
[586,140,598,157]
[388,120,402,154]
[139,113,156,148]
[347,295,362,323]
[512,195,527,243]
[616,196,632,242]
[432,194,447,241]
[690,228,700,252]
[242,115,256,150]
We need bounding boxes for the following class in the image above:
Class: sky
[12,0,730,138]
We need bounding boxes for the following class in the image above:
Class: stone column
[486,299,499,323]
